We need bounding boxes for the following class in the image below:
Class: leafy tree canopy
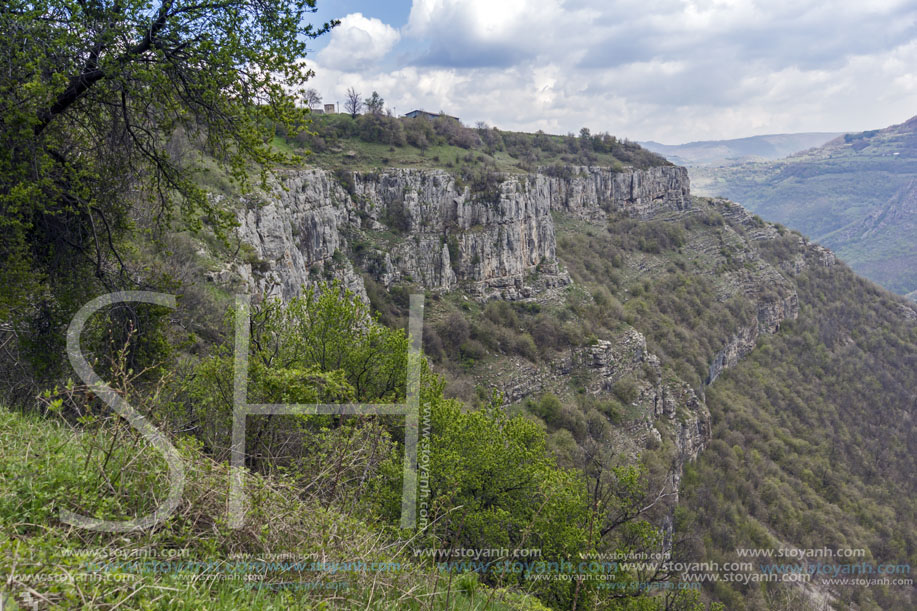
[0,0,335,328]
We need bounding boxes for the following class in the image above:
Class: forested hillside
[678,240,917,610]
[1,2,914,610]
[690,116,917,297]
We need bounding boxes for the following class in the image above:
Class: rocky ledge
[235,165,691,301]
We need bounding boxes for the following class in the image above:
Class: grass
[279,113,661,174]
[0,406,545,610]
[305,140,522,174]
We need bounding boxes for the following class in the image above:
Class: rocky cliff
[235,165,690,301]
[493,327,711,466]
[227,161,821,544]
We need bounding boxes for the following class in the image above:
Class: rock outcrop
[235,172,367,300]
[706,292,799,385]
[350,168,565,299]
[542,165,691,220]
[236,165,691,301]
[496,328,711,466]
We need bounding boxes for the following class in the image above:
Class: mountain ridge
[640,132,843,167]
[689,114,917,296]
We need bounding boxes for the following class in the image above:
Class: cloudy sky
[302,0,917,143]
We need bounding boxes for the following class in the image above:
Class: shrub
[528,393,564,428]
[612,378,640,404]
[437,312,470,350]
[483,300,520,328]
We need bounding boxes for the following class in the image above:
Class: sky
[301,0,917,144]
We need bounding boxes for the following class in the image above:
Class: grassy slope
[0,406,545,610]
[285,113,666,173]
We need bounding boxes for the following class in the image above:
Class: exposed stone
[235,165,691,302]
[496,327,711,470]
[235,171,367,301]
[706,292,799,385]
[541,165,691,220]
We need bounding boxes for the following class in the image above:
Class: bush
[483,300,519,327]
[612,378,640,405]
[530,313,568,353]
[528,393,563,428]
[459,338,487,363]
[437,312,470,350]
[187,282,408,460]
[406,392,591,607]
[515,332,539,361]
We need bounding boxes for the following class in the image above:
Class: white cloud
[303,1,917,142]
[317,13,400,72]
[405,0,576,67]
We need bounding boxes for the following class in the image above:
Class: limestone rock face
[496,327,711,467]
[232,163,709,476]
[235,171,367,301]
[541,165,691,221]
[350,168,563,299]
[235,165,691,301]
[706,291,800,385]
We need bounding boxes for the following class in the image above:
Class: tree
[364,91,385,115]
[0,0,336,373]
[344,87,363,118]
[377,389,590,608]
[304,88,323,110]
[189,281,409,458]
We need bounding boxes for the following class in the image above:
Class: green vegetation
[0,0,334,380]
[691,116,917,295]
[553,206,766,390]
[554,203,916,610]
[0,402,545,610]
[676,241,917,611]
[1,283,715,609]
[404,195,916,610]
[2,5,914,611]
[285,113,669,173]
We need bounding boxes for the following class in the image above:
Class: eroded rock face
[350,168,565,299]
[706,292,800,385]
[235,165,691,301]
[497,327,711,467]
[541,166,691,221]
[235,171,367,301]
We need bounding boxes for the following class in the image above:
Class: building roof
[404,109,460,122]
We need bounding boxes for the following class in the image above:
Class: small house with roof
[403,109,460,122]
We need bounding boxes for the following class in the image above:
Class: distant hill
[691,115,917,296]
[640,132,842,167]
[826,178,917,295]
